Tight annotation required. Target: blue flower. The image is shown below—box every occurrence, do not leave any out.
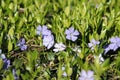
[37,25,54,49]
[88,39,100,50]
[36,25,51,36]
[17,38,27,51]
[3,59,10,69]
[1,54,10,69]
[20,45,27,51]
[78,70,94,80]
[65,27,79,41]
[104,36,120,54]
[43,35,54,49]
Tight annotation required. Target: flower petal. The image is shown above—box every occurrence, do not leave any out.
[37,25,42,31]
[71,36,77,41]
[88,43,93,48]
[109,43,115,50]
[42,30,51,36]
[69,27,74,33]
[117,41,120,47]
[36,31,40,35]
[65,29,70,35]
[110,37,116,43]
[87,70,94,78]
[80,70,87,77]
[47,40,54,49]
[53,49,59,52]
[73,30,79,36]
[20,45,27,51]
[66,35,71,40]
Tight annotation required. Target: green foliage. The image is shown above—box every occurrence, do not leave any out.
[0,0,120,80]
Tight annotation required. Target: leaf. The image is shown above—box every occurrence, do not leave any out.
[101,58,110,68]
[0,59,3,70]
[100,29,107,39]
[0,32,3,47]
[8,26,15,39]
[8,39,13,52]
[64,6,70,16]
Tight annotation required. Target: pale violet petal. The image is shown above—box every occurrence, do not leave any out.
[78,77,85,80]
[110,37,116,43]
[87,70,94,78]
[80,70,87,77]
[65,29,70,35]
[88,43,93,48]
[91,39,96,44]
[37,25,42,31]
[42,25,48,31]
[113,46,118,51]
[47,40,54,49]
[109,43,115,50]
[71,36,77,41]
[73,30,79,36]
[36,31,40,35]
[66,35,71,40]
[117,42,120,47]
[89,77,94,80]
[42,30,51,36]
[69,27,74,33]
[104,47,110,54]
[115,36,120,42]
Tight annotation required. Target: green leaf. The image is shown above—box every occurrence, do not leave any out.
[8,39,13,52]
[101,59,110,68]
[0,59,3,70]
[8,26,15,39]
[64,6,70,16]
[100,29,107,39]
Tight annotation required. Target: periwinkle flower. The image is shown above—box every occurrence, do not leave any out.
[104,36,120,54]
[1,54,10,69]
[17,38,27,51]
[53,43,66,52]
[37,25,55,49]
[109,36,120,50]
[3,59,10,69]
[43,35,54,49]
[36,25,51,37]
[88,39,100,50]
[65,27,79,41]
[78,70,94,80]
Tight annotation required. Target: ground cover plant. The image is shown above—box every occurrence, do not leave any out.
[1,0,120,80]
